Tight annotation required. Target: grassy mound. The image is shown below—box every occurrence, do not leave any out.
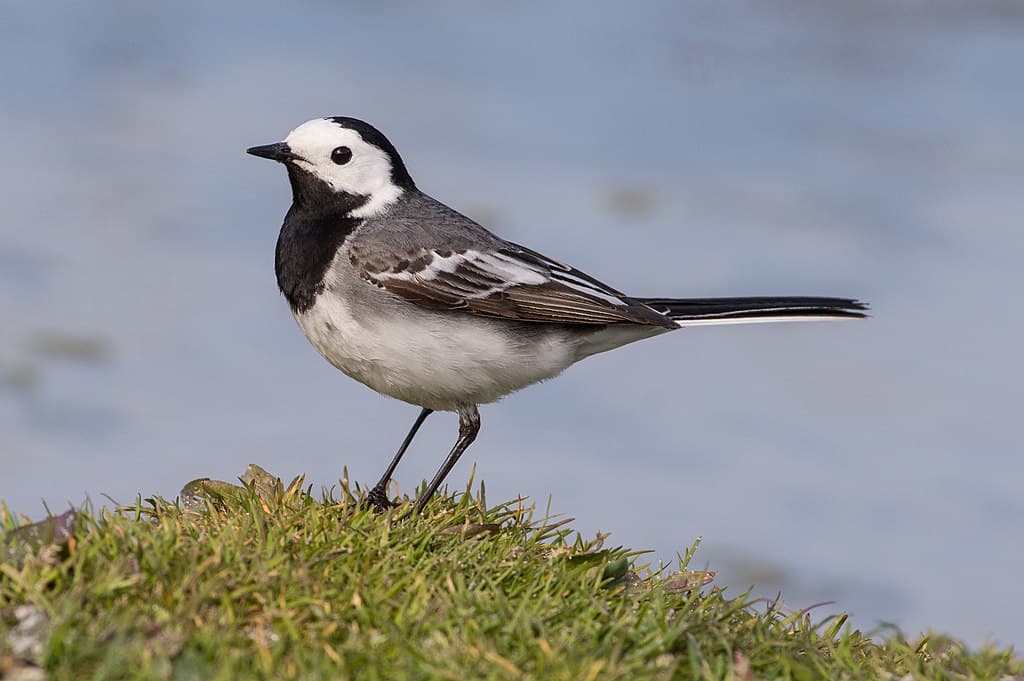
[1,468,1020,680]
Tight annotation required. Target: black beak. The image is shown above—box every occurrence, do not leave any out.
[246,142,300,163]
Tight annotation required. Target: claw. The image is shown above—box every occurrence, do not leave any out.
[365,487,399,514]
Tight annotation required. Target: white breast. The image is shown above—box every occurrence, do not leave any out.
[293,255,578,411]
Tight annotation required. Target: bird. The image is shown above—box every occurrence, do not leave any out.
[247,116,866,516]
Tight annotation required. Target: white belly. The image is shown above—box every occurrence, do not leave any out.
[295,291,577,411]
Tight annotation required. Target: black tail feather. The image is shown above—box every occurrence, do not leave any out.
[635,296,868,322]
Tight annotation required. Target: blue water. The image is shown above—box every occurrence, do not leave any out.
[2,1,1022,647]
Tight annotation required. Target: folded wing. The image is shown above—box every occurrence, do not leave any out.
[351,242,677,327]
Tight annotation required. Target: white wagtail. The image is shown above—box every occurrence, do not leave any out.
[247,117,866,515]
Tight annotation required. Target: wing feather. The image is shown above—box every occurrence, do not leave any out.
[351,244,675,327]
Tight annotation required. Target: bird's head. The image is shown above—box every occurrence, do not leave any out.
[247,117,415,217]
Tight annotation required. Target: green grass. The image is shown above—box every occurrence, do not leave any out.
[1,469,1020,680]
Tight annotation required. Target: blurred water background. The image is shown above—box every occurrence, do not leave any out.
[2,0,1022,647]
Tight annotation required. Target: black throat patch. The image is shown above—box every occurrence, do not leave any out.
[275,165,366,313]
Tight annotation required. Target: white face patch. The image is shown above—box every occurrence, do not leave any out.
[284,118,404,217]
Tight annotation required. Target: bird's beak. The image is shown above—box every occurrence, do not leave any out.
[246,142,301,163]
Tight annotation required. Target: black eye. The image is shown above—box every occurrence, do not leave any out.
[331,146,352,165]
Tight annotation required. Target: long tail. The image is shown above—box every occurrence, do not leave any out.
[635,296,868,327]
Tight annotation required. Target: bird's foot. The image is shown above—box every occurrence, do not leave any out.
[364,485,399,514]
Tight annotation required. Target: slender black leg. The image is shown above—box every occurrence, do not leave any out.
[404,404,480,518]
[366,407,433,512]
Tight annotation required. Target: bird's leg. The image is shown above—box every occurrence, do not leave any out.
[365,407,433,512]
[404,404,480,517]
